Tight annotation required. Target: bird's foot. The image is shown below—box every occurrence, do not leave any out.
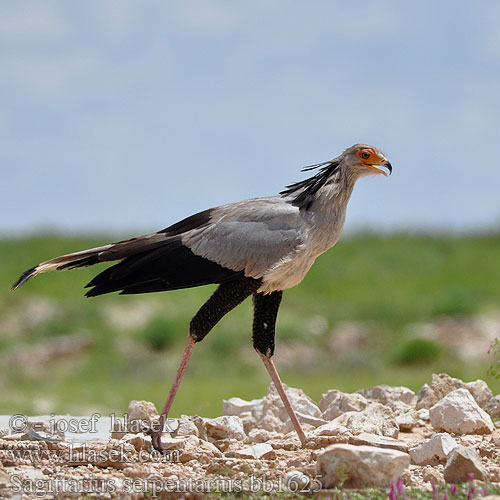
[151,431,165,453]
[143,419,166,453]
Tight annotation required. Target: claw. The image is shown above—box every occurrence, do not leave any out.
[151,431,165,453]
[144,420,166,454]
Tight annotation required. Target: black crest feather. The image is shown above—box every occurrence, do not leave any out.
[280,159,341,208]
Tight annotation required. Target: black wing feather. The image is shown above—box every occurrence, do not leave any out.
[85,236,243,297]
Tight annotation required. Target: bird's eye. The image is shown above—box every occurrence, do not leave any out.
[361,151,371,160]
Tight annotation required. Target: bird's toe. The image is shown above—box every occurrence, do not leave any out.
[143,422,166,454]
[151,431,165,453]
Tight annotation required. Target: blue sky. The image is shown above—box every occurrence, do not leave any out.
[1,1,499,235]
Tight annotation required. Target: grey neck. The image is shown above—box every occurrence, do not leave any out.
[307,167,356,219]
[301,167,357,253]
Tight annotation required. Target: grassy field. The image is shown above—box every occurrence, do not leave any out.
[1,232,500,417]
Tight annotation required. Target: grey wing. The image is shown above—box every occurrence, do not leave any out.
[182,197,307,278]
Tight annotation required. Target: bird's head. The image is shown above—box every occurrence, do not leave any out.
[342,144,392,179]
[280,143,392,209]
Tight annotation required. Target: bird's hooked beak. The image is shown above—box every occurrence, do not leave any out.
[356,147,392,177]
[367,159,392,177]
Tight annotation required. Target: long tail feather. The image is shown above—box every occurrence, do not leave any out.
[11,244,112,290]
[12,266,39,290]
[12,209,216,292]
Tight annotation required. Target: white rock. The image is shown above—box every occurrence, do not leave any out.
[126,400,159,435]
[396,412,418,431]
[172,435,223,462]
[315,444,410,488]
[191,415,208,440]
[158,436,188,451]
[196,438,222,457]
[429,389,494,435]
[416,374,493,409]
[319,390,369,420]
[416,408,430,422]
[258,414,285,433]
[465,379,493,407]
[357,385,415,406]
[128,400,158,424]
[271,383,321,417]
[348,432,408,452]
[247,428,283,443]
[385,401,419,427]
[484,395,500,418]
[205,415,246,441]
[111,420,127,440]
[409,433,458,465]
[443,445,489,483]
[333,403,399,439]
[119,433,145,452]
[285,470,310,491]
[26,421,64,440]
[164,417,179,434]
[0,470,10,484]
[172,415,201,438]
[158,435,222,460]
[20,429,61,442]
[239,412,258,434]
[385,400,413,413]
[223,397,263,418]
[271,413,327,434]
[415,384,435,410]
[258,383,321,432]
[234,443,274,459]
[308,434,351,450]
[312,421,351,438]
[286,411,327,431]
[3,433,29,441]
[461,435,481,443]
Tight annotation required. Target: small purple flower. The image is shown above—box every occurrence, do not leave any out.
[389,483,397,500]
[467,487,476,500]
[396,478,405,496]
[481,489,489,496]
[468,472,475,481]
[450,485,458,495]
[433,486,439,499]
[443,493,449,500]
[488,347,491,354]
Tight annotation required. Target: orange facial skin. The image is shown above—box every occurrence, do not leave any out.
[356,148,384,165]
[356,148,391,177]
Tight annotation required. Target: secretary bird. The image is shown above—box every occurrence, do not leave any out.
[13,144,392,450]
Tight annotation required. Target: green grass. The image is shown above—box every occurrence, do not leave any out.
[1,232,500,416]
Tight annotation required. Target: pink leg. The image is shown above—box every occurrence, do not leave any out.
[258,352,307,447]
[149,334,195,451]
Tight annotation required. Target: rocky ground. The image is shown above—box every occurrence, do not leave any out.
[0,373,499,499]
